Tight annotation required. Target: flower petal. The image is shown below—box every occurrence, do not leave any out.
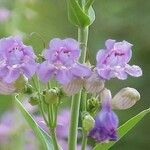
[56,69,73,85]
[21,61,37,78]
[37,61,55,83]
[4,69,20,83]
[105,39,116,49]
[125,65,142,77]
[70,63,91,78]
[97,68,112,80]
[114,40,132,63]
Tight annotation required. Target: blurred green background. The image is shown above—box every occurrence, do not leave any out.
[0,0,150,149]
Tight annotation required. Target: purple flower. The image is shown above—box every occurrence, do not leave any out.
[0,36,37,83]
[89,89,119,142]
[96,39,142,80]
[37,38,91,85]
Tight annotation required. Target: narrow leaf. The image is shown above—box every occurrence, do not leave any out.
[14,95,53,150]
[93,108,150,150]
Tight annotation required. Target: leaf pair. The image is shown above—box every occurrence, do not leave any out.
[66,0,95,27]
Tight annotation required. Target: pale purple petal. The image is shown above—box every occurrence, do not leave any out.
[114,40,132,63]
[56,69,73,85]
[96,49,106,66]
[37,61,55,82]
[114,67,128,80]
[125,65,142,77]
[0,66,8,78]
[70,63,91,77]
[63,38,80,58]
[48,38,64,50]
[4,69,20,83]
[105,39,116,49]
[97,68,112,80]
[21,61,37,78]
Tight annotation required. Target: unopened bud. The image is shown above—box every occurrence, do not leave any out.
[29,95,39,106]
[87,97,100,116]
[63,79,83,96]
[24,84,33,95]
[100,88,112,104]
[111,87,140,110]
[82,113,95,132]
[0,80,15,95]
[14,75,28,92]
[43,88,59,105]
[84,70,105,94]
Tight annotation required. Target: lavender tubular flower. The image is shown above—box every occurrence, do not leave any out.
[96,39,142,80]
[0,36,37,84]
[37,38,91,85]
[89,89,119,142]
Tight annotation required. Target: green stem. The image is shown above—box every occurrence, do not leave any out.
[81,131,88,150]
[78,27,89,63]
[68,26,89,150]
[50,128,59,150]
[47,105,59,150]
[68,91,82,150]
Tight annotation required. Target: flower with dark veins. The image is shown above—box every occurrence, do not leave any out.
[0,36,37,83]
[37,38,91,85]
[96,39,142,80]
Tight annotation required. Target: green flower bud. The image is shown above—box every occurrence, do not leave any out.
[29,95,39,106]
[14,75,28,92]
[24,84,33,95]
[87,97,100,116]
[82,113,95,132]
[43,88,59,105]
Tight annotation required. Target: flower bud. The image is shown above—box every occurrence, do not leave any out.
[63,79,83,96]
[87,97,100,116]
[111,87,140,110]
[24,84,33,95]
[84,70,105,94]
[14,75,28,92]
[82,114,95,132]
[43,88,59,105]
[0,79,15,95]
[29,95,39,106]
[100,88,112,104]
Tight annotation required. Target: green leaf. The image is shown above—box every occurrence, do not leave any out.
[85,0,94,11]
[67,0,90,27]
[88,6,95,26]
[14,95,54,150]
[66,0,95,27]
[93,108,150,150]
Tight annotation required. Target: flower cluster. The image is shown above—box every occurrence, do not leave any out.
[0,36,142,147]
